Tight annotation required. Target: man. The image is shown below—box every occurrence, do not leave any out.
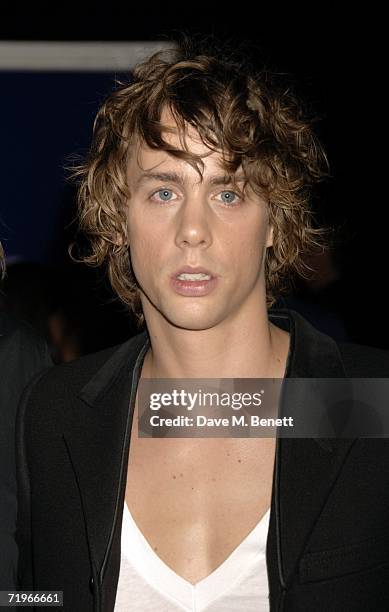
[0,243,52,590]
[16,40,389,611]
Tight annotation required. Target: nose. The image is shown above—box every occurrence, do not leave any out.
[174,194,213,250]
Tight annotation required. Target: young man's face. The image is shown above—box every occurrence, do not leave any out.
[126,109,273,331]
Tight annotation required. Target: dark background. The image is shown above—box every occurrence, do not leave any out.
[0,7,387,356]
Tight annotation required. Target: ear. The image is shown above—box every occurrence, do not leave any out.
[113,224,128,249]
[265,223,274,248]
[114,231,124,246]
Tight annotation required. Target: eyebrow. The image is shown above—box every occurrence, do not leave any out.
[134,171,246,188]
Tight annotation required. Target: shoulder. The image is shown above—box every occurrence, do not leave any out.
[17,330,147,446]
[24,327,147,404]
[16,342,120,440]
[337,341,389,377]
[26,343,121,401]
[282,308,389,378]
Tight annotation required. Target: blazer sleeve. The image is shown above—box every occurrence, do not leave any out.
[15,370,49,589]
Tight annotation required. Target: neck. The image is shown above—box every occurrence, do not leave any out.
[141,303,290,380]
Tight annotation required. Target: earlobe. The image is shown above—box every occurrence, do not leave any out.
[266,225,274,248]
[113,227,128,249]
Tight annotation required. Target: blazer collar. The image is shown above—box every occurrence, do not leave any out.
[65,309,354,600]
[269,307,347,378]
[78,329,150,407]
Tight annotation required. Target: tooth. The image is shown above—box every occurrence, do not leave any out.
[177,273,211,280]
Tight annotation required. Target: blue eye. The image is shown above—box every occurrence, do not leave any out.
[154,189,174,202]
[219,191,239,205]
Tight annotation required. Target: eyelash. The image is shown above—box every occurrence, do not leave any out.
[149,188,244,207]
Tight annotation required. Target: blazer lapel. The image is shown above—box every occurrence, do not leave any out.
[268,310,356,588]
[62,331,150,582]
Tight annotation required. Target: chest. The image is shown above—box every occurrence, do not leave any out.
[125,412,276,583]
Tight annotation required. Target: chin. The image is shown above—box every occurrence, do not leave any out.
[141,291,226,331]
[162,306,222,332]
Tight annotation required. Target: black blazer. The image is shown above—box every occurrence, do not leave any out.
[16,309,389,611]
[0,312,51,590]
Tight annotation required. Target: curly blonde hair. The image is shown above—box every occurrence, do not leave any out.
[71,39,329,328]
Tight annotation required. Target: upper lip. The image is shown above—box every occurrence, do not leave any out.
[172,266,216,278]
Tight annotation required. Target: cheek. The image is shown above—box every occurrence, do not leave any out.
[131,238,155,269]
[127,203,168,245]
[233,218,269,257]
[127,211,155,261]
[128,232,163,285]
[227,219,269,281]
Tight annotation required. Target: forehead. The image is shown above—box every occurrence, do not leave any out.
[159,106,211,154]
[127,107,227,179]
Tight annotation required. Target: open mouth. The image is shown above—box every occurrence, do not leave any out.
[170,274,218,296]
[175,273,212,281]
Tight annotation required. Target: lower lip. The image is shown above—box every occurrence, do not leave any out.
[170,276,218,296]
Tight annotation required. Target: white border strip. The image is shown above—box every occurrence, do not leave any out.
[0,40,174,71]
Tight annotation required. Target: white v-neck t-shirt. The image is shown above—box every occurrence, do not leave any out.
[114,502,271,611]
